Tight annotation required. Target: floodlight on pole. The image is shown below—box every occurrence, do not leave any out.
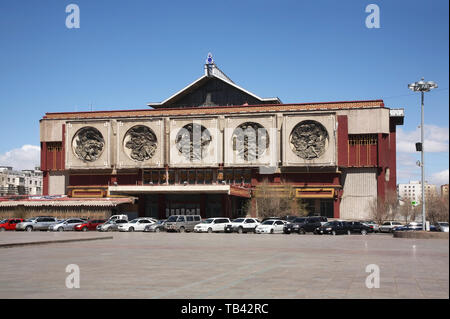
[408,78,438,231]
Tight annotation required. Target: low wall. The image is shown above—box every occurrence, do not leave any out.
[393,231,449,239]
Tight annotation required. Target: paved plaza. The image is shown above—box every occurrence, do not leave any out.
[0,232,448,299]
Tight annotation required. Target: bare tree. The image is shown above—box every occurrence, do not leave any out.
[369,190,398,225]
[423,193,449,223]
[255,181,295,218]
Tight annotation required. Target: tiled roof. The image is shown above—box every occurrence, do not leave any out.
[42,100,385,120]
[0,197,134,207]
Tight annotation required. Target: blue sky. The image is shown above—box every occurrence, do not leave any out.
[0,0,448,185]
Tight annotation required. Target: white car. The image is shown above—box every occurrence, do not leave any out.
[118,218,157,232]
[379,221,403,233]
[255,219,286,234]
[225,218,261,233]
[193,218,231,233]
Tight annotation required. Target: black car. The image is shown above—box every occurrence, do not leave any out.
[315,221,351,235]
[283,216,328,234]
[346,221,373,235]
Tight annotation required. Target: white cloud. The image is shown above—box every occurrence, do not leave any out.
[0,145,40,170]
[397,125,449,153]
[430,169,449,186]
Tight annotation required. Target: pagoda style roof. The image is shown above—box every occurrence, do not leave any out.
[147,56,281,108]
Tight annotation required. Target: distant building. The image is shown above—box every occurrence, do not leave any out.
[441,184,449,198]
[397,181,437,205]
[0,166,43,196]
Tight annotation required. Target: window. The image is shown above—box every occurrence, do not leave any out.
[186,216,193,222]
[194,216,201,221]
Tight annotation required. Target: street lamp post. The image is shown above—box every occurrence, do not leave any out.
[408,78,438,231]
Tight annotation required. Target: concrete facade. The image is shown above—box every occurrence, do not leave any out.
[39,62,404,220]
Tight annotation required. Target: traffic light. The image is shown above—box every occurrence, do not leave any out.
[415,142,422,152]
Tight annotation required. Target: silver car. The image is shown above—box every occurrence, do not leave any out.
[435,222,449,232]
[48,218,85,232]
[98,219,128,232]
[16,217,59,232]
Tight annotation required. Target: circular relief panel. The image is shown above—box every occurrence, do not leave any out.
[72,127,105,162]
[290,120,329,160]
[175,123,212,161]
[123,125,158,161]
[232,122,269,161]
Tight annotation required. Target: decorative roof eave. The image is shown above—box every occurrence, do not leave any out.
[147,70,281,108]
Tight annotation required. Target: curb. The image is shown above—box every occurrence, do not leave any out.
[393,231,449,239]
[0,236,114,249]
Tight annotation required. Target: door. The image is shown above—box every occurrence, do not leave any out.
[274,221,285,233]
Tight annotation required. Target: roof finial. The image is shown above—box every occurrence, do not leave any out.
[206,52,214,65]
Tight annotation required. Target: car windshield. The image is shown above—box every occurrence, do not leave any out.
[232,218,244,223]
[25,218,36,222]
[323,222,335,227]
[128,219,138,223]
[262,220,274,225]
[167,216,178,222]
[439,222,449,227]
[115,220,127,224]
[0,219,7,224]
[202,219,214,224]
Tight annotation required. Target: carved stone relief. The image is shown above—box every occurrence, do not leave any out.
[232,122,269,161]
[72,127,105,162]
[290,120,328,160]
[175,123,212,161]
[124,125,157,161]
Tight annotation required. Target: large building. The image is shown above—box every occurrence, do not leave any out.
[398,180,438,205]
[0,166,43,196]
[39,58,404,220]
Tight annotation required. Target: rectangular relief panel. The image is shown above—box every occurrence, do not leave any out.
[116,119,164,168]
[224,115,277,167]
[282,114,336,167]
[65,121,111,169]
[168,117,220,167]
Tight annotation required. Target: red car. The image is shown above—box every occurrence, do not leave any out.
[0,218,24,231]
[74,219,106,231]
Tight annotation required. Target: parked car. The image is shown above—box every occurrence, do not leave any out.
[395,223,437,232]
[48,218,85,232]
[316,221,352,235]
[346,221,373,235]
[435,222,449,233]
[193,218,231,233]
[362,221,379,232]
[97,219,128,232]
[118,218,157,232]
[379,221,403,233]
[144,220,166,232]
[15,216,59,232]
[225,218,261,233]
[107,214,128,222]
[0,218,24,231]
[284,216,328,234]
[283,217,308,234]
[255,219,286,234]
[164,215,202,232]
[74,219,106,232]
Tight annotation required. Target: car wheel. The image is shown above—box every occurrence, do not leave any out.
[155,228,160,233]
[332,230,336,236]
[270,229,274,234]
[237,227,243,234]
[0,227,5,232]
[207,228,212,234]
[26,226,33,232]
[82,227,88,232]
[129,227,134,232]
[58,227,64,232]
[179,226,185,233]
[107,227,113,232]
[361,229,368,235]
[299,228,306,235]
